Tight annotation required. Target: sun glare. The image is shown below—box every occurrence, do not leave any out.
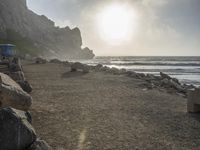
[97,3,137,45]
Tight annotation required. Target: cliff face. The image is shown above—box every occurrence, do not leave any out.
[0,0,95,59]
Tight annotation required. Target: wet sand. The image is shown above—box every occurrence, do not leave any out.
[23,62,200,150]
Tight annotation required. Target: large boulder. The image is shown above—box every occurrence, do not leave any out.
[17,80,33,93]
[106,67,120,75]
[94,64,103,71]
[160,72,180,84]
[27,139,53,150]
[9,71,25,82]
[35,57,47,64]
[160,72,171,80]
[71,62,89,73]
[0,73,32,111]
[187,88,200,112]
[161,78,185,93]
[9,57,23,72]
[49,59,62,64]
[0,107,37,150]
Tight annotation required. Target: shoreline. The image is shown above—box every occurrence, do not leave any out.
[66,56,200,87]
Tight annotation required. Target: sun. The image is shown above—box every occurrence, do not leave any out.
[97,3,137,44]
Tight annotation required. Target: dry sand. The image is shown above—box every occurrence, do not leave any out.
[23,62,200,150]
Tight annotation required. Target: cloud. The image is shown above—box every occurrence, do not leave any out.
[141,0,168,7]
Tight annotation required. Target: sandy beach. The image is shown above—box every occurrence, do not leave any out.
[23,62,200,150]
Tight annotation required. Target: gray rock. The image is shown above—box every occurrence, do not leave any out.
[71,62,89,73]
[9,58,23,72]
[107,67,120,74]
[9,71,25,82]
[99,66,109,72]
[27,139,53,150]
[94,64,103,71]
[161,78,185,93]
[35,57,47,64]
[0,107,37,150]
[0,73,32,111]
[17,80,33,93]
[119,68,127,74]
[49,59,62,64]
[187,88,200,112]
[160,72,171,80]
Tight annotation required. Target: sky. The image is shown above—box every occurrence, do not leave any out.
[27,0,200,56]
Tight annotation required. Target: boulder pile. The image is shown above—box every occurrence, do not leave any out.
[49,58,63,64]
[0,58,53,150]
[8,57,32,93]
[0,107,53,150]
[75,63,194,97]
[45,59,196,97]
[71,62,89,73]
[35,57,47,64]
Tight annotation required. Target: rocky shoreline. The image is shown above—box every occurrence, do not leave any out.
[36,57,197,98]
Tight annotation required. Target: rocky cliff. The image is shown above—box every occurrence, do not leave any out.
[0,0,95,59]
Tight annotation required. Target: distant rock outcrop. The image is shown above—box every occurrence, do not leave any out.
[0,0,95,59]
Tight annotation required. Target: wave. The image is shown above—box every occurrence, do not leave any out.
[102,62,200,66]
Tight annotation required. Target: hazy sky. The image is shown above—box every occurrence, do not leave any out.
[27,0,200,56]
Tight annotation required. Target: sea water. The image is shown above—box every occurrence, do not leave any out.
[77,56,200,86]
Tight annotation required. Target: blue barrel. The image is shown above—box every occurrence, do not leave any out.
[0,44,15,57]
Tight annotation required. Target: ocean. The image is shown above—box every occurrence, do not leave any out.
[77,56,200,86]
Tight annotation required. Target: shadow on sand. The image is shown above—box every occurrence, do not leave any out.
[62,71,88,78]
[188,112,200,122]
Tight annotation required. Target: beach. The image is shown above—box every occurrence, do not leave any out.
[23,61,200,150]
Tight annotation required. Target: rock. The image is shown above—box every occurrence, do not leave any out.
[187,88,200,112]
[71,62,82,72]
[161,78,185,93]
[99,66,109,72]
[0,72,21,88]
[64,61,71,66]
[27,139,53,150]
[171,77,180,84]
[17,80,33,93]
[137,73,146,78]
[9,71,25,82]
[126,71,139,78]
[0,107,37,150]
[71,62,89,73]
[129,72,145,79]
[107,67,120,75]
[94,64,103,71]
[126,71,134,76]
[161,78,170,86]
[0,73,32,111]
[9,63,23,72]
[119,68,127,74]
[35,57,47,64]
[49,59,62,64]
[9,57,23,72]
[160,72,171,80]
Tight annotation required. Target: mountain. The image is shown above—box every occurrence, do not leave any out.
[0,0,95,59]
